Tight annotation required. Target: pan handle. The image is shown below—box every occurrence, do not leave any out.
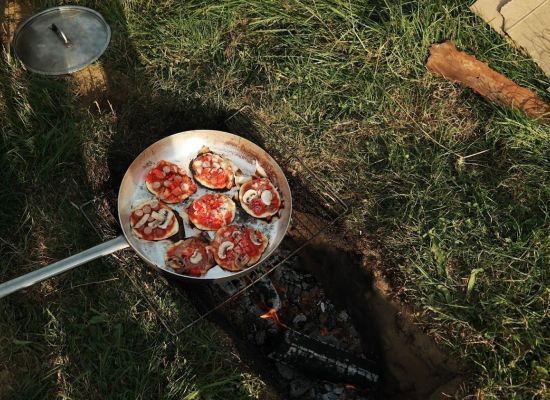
[0,235,129,299]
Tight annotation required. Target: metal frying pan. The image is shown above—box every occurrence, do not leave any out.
[0,130,292,298]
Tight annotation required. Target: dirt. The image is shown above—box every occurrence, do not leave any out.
[0,0,32,47]
[224,18,249,59]
[71,63,110,110]
[288,211,464,400]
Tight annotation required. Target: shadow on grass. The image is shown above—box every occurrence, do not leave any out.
[98,78,285,400]
[77,1,280,399]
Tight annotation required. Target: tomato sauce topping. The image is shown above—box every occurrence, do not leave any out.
[187,194,234,230]
[166,238,213,276]
[192,153,233,188]
[146,160,197,203]
[240,178,281,217]
[215,225,266,266]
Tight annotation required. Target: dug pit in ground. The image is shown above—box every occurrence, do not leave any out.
[289,214,464,399]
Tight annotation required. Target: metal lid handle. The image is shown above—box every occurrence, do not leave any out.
[50,23,71,47]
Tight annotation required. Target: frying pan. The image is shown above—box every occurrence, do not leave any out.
[0,130,292,298]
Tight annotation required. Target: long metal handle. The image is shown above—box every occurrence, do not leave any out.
[0,235,129,299]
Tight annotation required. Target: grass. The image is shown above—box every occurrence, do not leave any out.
[1,0,549,399]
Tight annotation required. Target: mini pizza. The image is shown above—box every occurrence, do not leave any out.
[239,178,281,219]
[187,193,236,231]
[145,160,197,203]
[165,237,215,277]
[130,200,179,241]
[211,225,268,272]
[190,146,235,190]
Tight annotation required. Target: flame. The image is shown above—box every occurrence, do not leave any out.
[344,383,357,390]
[259,308,288,329]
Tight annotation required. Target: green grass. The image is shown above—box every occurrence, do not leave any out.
[1,0,550,398]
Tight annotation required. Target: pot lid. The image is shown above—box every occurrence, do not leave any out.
[13,6,111,75]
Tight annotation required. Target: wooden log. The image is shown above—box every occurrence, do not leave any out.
[269,329,380,387]
[426,41,550,121]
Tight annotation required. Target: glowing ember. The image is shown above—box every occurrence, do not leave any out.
[259,308,288,329]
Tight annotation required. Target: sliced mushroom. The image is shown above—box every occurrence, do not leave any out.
[249,230,263,246]
[158,209,172,229]
[134,209,144,217]
[242,189,258,204]
[151,211,163,221]
[158,218,171,229]
[260,190,273,206]
[147,219,160,228]
[134,213,150,229]
[152,181,161,189]
[255,160,267,177]
[162,166,171,173]
[217,241,234,259]
[189,249,203,264]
